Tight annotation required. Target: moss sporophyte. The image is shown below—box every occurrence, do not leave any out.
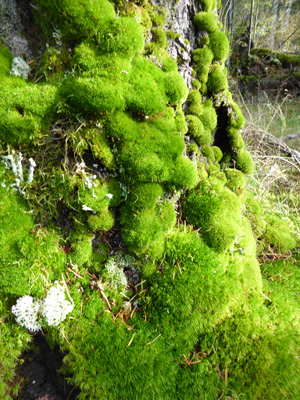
[0,0,299,398]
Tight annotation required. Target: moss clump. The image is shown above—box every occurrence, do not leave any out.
[186,115,212,145]
[194,12,218,33]
[200,99,217,131]
[36,0,116,41]
[151,28,167,49]
[60,76,126,118]
[263,214,297,252]
[162,57,178,72]
[198,0,215,12]
[97,18,144,59]
[227,127,245,150]
[207,65,228,92]
[166,30,181,40]
[234,149,254,174]
[187,90,202,104]
[164,71,189,105]
[208,30,229,62]
[202,144,215,160]
[83,128,116,170]
[192,79,201,89]
[212,146,223,161]
[0,45,14,77]
[0,80,58,146]
[192,47,214,83]
[225,168,245,195]
[245,191,266,238]
[228,101,245,130]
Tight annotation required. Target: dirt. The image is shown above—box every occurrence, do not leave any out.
[15,334,79,400]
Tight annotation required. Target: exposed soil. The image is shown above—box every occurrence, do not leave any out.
[15,334,79,400]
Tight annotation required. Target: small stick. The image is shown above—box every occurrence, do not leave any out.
[146,333,161,346]
[34,75,45,84]
[62,274,74,304]
[98,283,111,310]
[67,267,83,279]
[260,292,272,302]
[182,354,192,369]
[127,332,136,347]
[225,368,228,385]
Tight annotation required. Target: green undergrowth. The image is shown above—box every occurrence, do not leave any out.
[0,0,300,399]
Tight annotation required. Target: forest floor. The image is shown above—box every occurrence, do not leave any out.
[14,334,78,400]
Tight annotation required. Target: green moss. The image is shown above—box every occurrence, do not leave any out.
[175,105,188,134]
[126,183,164,211]
[198,0,215,12]
[169,156,199,189]
[200,99,217,131]
[69,234,93,267]
[225,168,245,195]
[212,146,222,161]
[0,81,58,146]
[188,142,200,155]
[88,209,115,231]
[97,18,144,58]
[228,101,245,130]
[245,191,266,238]
[251,48,300,68]
[227,127,245,150]
[186,115,212,145]
[0,45,13,77]
[194,12,218,33]
[0,173,66,296]
[84,128,116,169]
[208,30,229,61]
[151,28,167,49]
[182,178,256,253]
[263,214,297,252]
[187,103,203,117]
[126,56,166,116]
[192,79,201,89]
[166,30,181,40]
[192,47,214,83]
[202,144,215,160]
[36,0,116,41]
[207,65,228,92]
[234,149,254,174]
[187,90,202,104]
[164,71,189,105]
[162,57,178,72]
[74,43,132,78]
[59,76,126,118]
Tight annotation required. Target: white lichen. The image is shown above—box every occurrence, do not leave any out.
[12,284,74,332]
[10,57,31,80]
